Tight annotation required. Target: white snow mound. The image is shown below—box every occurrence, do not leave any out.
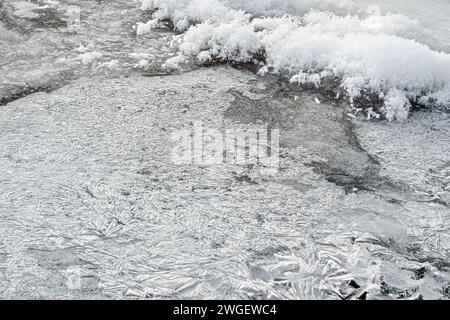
[140,0,450,120]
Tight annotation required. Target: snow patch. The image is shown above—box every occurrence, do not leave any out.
[78,52,103,65]
[162,55,186,71]
[139,0,450,120]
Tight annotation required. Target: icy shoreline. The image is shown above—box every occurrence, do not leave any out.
[1,0,449,300]
[138,0,450,121]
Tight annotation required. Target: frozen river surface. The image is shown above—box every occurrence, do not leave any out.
[0,0,449,299]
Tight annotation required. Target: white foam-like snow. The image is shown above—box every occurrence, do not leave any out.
[140,0,450,120]
[136,19,160,35]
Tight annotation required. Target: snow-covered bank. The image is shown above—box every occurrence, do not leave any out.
[139,0,450,120]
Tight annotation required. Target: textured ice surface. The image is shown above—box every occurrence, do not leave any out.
[1,67,449,299]
[1,0,449,300]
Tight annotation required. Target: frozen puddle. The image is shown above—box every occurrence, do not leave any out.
[0,67,449,299]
